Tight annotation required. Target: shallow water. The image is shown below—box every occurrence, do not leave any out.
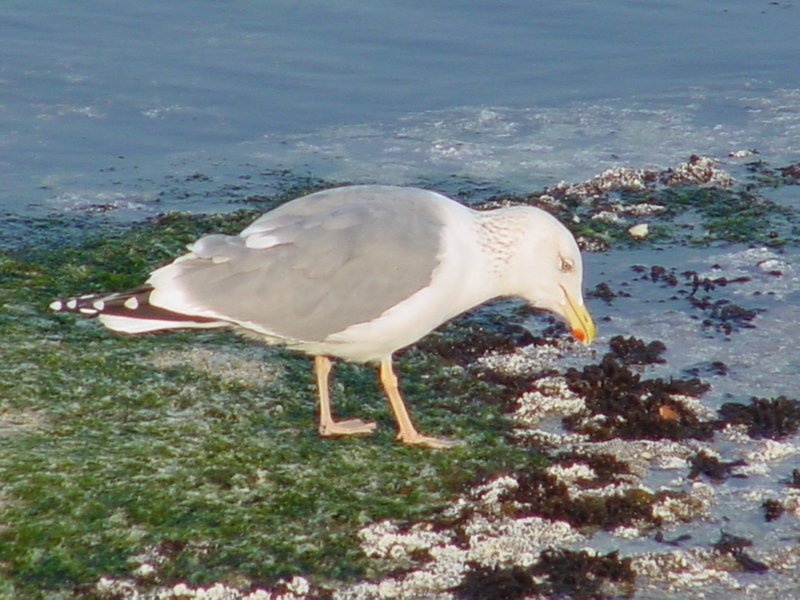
[2,0,799,216]
[2,1,800,597]
[584,245,800,402]
[512,243,800,599]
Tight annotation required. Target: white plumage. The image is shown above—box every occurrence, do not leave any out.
[52,185,595,448]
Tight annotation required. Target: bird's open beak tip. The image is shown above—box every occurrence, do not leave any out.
[572,327,588,343]
[572,322,595,345]
[559,285,595,345]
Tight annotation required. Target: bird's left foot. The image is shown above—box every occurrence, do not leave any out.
[319,418,377,437]
[398,432,461,449]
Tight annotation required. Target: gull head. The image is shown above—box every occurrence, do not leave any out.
[505,206,595,344]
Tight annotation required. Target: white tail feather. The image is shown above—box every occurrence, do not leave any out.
[98,314,227,334]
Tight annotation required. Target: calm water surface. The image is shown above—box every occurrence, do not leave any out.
[3,2,800,597]
[2,0,799,215]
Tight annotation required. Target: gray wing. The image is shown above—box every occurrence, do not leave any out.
[155,186,445,342]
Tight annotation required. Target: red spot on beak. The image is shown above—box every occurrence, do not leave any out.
[572,328,586,342]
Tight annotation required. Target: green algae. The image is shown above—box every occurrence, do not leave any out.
[1,164,799,596]
[0,211,539,596]
[504,162,800,248]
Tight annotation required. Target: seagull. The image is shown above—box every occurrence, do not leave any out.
[51,185,595,448]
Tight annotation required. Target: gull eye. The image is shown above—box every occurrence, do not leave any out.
[560,257,574,273]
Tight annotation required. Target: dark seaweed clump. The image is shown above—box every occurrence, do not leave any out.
[687,451,747,483]
[761,499,785,522]
[454,549,635,600]
[632,265,763,335]
[413,306,538,366]
[712,532,769,573]
[653,532,692,546]
[563,354,713,441]
[779,162,800,180]
[717,396,800,439]
[750,160,800,185]
[587,282,628,304]
[784,469,800,489]
[607,335,666,365]
[481,452,691,533]
[437,452,685,535]
[511,467,659,530]
[682,361,729,378]
[454,564,534,600]
[690,297,763,335]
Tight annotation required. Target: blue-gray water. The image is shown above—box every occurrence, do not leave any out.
[3,2,800,598]
[2,0,799,216]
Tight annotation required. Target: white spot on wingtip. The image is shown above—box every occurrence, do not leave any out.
[49,300,63,311]
[79,308,97,315]
[124,297,139,310]
[66,299,78,310]
[93,300,105,311]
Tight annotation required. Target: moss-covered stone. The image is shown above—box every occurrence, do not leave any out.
[2,162,800,596]
[0,206,546,595]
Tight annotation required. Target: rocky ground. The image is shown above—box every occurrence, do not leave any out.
[1,156,799,599]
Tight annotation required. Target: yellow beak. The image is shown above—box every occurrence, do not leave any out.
[559,285,595,344]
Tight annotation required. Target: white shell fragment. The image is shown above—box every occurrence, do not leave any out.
[628,223,649,239]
